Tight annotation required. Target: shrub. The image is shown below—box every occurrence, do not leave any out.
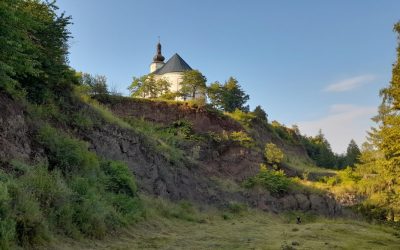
[8,183,50,247]
[243,164,291,195]
[0,124,144,247]
[225,109,256,127]
[229,131,254,148]
[37,125,99,175]
[101,161,137,197]
[167,119,194,139]
[264,143,284,167]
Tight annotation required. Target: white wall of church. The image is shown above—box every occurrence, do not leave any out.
[150,62,164,73]
[154,72,205,101]
[155,72,183,93]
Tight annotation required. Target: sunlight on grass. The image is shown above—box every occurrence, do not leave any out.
[53,196,400,250]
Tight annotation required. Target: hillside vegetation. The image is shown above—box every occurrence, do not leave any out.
[1,0,400,249]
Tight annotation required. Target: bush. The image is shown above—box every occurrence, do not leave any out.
[264,143,284,167]
[243,164,291,195]
[8,183,50,247]
[167,119,194,139]
[0,125,144,247]
[226,109,256,127]
[101,161,137,197]
[37,125,99,175]
[229,131,254,148]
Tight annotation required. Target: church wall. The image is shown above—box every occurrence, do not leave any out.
[154,72,205,101]
[150,62,164,73]
[155,72,184,94]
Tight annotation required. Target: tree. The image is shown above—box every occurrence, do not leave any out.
[180,70,207,100]
[79,73,108,96]
[354,22,400,220]
[0,0,75,102]
[128,74,172,99]
[207,77,249,112]
[207,81,223,108]
[253,105,268,122]
[301,130,336,168]
[345,139,361,167]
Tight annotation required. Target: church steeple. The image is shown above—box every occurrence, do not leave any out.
[150,39,166,73]
[153,41,165,63]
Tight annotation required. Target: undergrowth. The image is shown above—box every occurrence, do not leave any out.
[243,164,291,195]
[0,124,143,249]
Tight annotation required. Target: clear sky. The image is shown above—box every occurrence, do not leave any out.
[57,0,400,153]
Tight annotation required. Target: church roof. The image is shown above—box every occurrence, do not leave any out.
[153,53,192,75]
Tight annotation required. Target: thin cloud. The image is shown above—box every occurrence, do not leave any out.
[297,104,377,153]
[324,75,376,92]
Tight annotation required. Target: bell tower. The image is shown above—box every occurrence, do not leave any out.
[150,39,165,73]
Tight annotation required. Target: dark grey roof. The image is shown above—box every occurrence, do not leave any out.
[153,53,192,75]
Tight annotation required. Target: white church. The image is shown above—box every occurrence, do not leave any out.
[149,42,203,100]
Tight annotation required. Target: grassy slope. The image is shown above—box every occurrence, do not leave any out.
[52,197,400,250]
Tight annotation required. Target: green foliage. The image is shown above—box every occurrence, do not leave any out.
[252,105,268,123]
[37,125,99,175]
[243,164,291,195]
[350,22,400,221]
[269,121,299,144]
[0,132,143,247]
[264,143,284,167]
[180,70,207,100]
[128,74,172,99]
[226,202,247,215]
[229,131,254,148]
[226,108,256,127]
[101,161,137,197]
[0,0,77,102]
[300,130,337,168]
[77,72,109,96]
[345,139,361,167]
[207,77,249,112]
[321,167,361,187]
[123,118,193,166]
[167,120,195,139]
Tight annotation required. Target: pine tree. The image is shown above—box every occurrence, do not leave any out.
[356,22,400,220]
[345,139,361,167]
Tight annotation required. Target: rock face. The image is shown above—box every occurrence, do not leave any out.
[78,118,342,216]
[79,121,245,204]
[0,93,37,164]
[0,92,344,216]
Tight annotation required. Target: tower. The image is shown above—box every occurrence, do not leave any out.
[150,41,165,73]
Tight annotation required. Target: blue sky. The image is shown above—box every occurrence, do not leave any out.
[57,0,400,153]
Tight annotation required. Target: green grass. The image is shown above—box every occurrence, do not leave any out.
[284,153,337,178]
[51,197,400,250]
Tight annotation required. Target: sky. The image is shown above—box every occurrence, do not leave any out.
[57,0,400,153]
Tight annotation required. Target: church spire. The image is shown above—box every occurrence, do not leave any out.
[153,38,165,63]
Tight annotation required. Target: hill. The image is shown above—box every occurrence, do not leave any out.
[2,90,400,249]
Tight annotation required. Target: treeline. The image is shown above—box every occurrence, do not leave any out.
[301,131,361,169]
[129,71,250,112]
